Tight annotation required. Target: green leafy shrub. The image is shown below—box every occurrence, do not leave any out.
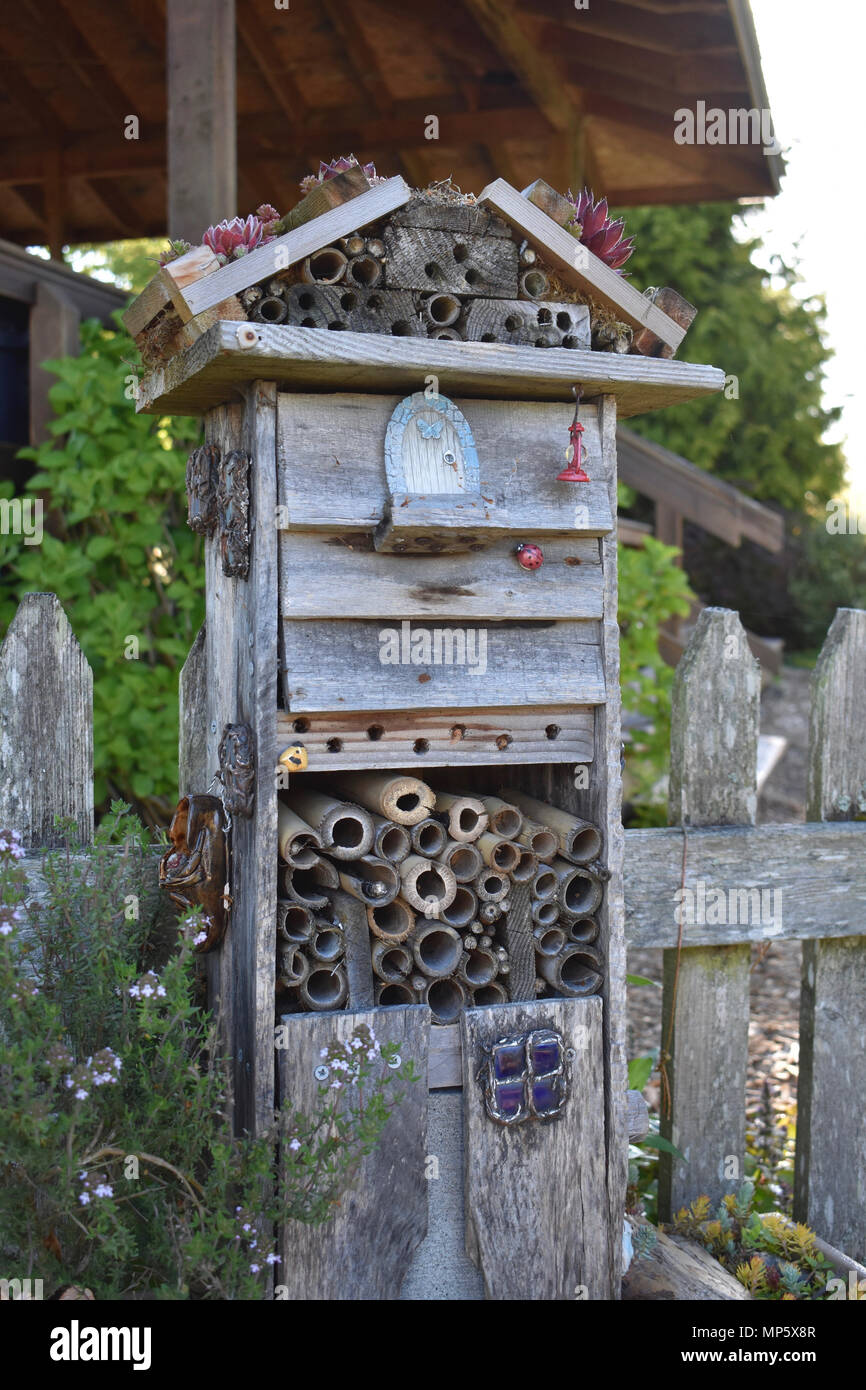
[0,314,202,819]
[0,812,416,1298]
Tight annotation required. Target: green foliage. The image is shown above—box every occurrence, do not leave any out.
[672,1182,834,1300]
[622,202,844,512]
[67,240,169,295]
[0,315,202,814]
[744,1079,796,1215]
[788,517,866,649]
[618,537,694,820]
[0,814,416,1298]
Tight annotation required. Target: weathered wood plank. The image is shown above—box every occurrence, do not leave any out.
[328,888,375,1010]
[384,225,518,297]
[374,493,612,551]
[391,196,511,238]
[499,878,536,1000]
[463,297,590,348]
[178,623,209,795]
[658,609,759,1221]
[281,620,604,713]
[276,1005,429,1299]
[622,1226,752,1301]
[429,1022,462,1088]
[462,997,611,1299]
[280,533,603,620]
[477,178,685,352]
[136,322,727,419]
[796,608,866,1261]
[0,593,93,848]
[276,704,595,771]
[202,390,279,1135]
[276,393,610,536]
[624,822,866,948]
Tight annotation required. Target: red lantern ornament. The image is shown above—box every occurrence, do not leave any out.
[557,385,590,483]
[516,542,544,570]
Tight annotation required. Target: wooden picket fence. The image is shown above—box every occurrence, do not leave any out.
[2,592,865,1270]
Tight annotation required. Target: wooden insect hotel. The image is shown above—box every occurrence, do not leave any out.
[134,164,723,1299]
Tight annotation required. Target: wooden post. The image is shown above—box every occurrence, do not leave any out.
[178,623,209,795]
[29,284,80,446]
[0,593,93,849]
[167,0,237,246]
[795,608,866,1260]
[657,608,759,1221]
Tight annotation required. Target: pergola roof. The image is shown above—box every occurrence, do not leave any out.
[0,0,779,251]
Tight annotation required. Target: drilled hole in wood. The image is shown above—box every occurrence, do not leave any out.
[391,320,413,335]
[292,718,310,733]
[424,261,443,280]
[564,556,580,566]
[545,724,561,740]
[556,311,572,329]
[496,733,513,750]
[327,320,348,330]
[453,243,469,262]
[300,317,318,328]
[562,336,578,348]
[326,737,343,753]
[368,293,383,310]
[480,333,496,342]
[413,738,430,754]
[464,267,479,286]
[298,292,314,310]
[450,724,466,741]
[340,292,357,311]
[537,308,552,325]
[504,315,518,332]
[367,724,384,740]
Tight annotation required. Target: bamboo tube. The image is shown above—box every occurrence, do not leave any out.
[400,855,456,917]
[409,973,428,995]
[300,964,349,1011]
[518,819,558,863]
[371,940,413,983]
[252,295,288,324]
[533,925,567,957]
[479,796,523,839]
[474,867,509,904]
[366,897,415,943]
[334,772,434,826]
[440,841,482,883]
[369,813,412,864]
[341,233,366,257]
[365,237,386,258]
[411,817,448,858]
[310,925,345,963]
[284,787,374,860]
[537,945,603,998]
[278,803,323,868]
[500,788,603,864]
[419,975,466,1024]
[510,847,537,882]
[337,855,400,906]
[424,293,461,327]
[476,832,520,874]
[440,884,477,929]
[568,916,600,945]
[468,920,483,935]
[519,244,537,266]
[552,858,604,919]
[520,268,550,299]
[412,921,462,978]
[283,857,338,910]
[277,945,310,989]
[472,981,508,1005]
[531,865,558,902]
[478,900,503,925]
[459,946,498,988]
[477,933,493,950]
[500,897,512,914]
[302,246,348,284]
[376,981,414,1006]
[434,791,488,842]
[347,254,382,287]
[430,327,462,340]
[277,900,314,943]
[531,898,559,927]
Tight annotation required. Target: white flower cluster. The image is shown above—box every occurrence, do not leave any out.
[0,828,25,860]
[64,1048,122,1101]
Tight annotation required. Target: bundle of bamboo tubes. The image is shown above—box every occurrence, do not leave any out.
[275,776,606,1021]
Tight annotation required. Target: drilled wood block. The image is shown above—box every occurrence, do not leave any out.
[391,196,513,238]
[384,226,518,297]
[464,298,590,348]
[284,283,422,336]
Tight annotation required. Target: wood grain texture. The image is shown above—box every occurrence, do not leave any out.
[462,997,612,1299]
[0,593,93,848]
[500,878,536,1000]
[178,623,209,795]
[276,1005,429,1298]
[328,888,376,1010]
[275,705,595,771]
[182,178,411,319]
[281,619,604,713]
[622,1226,752,1301]
[136,322,726,419]
[280,533,603,620]
[477,179,685,351]
[277,393,610,537]
[391,196,512,238]
[429,1023,462,1088]
[624,822,866,947]
[202,390,279,1135]
[374,494,612,551]
[463,297,590,348]
[658,609,759,1222]
[796,608,866,1260]
[384,225,518,297]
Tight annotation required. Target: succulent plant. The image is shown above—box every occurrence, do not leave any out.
[202,214,274,266]
[159,238,191,267]
[566,188,635,274]
[300,154,381,194]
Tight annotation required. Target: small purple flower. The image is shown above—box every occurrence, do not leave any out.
[79,1192,91,1206]
[94,1183,113,1199]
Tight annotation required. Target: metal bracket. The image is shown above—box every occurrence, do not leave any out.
[217,450,251,578]
[217,722,256,818]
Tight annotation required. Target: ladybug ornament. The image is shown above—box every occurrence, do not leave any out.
[516,542,544,570]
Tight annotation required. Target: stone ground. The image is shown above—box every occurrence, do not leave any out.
[626,665,812,1128]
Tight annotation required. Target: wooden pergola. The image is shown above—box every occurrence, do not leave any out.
[0,0,781,255]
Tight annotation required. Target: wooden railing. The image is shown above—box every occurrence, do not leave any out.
[2,594,864,1264]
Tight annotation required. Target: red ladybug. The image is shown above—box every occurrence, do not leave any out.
[516,542,544,570]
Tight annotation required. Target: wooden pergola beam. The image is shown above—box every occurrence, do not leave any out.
[529,0,736,53]
[166,0,237,245]
[462,0,577,134]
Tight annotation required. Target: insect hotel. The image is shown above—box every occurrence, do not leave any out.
[133,163,723,1300]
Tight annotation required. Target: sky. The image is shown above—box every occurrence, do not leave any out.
[746,0,865,512]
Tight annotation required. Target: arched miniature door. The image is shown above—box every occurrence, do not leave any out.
[384,392,480,496]
[376,392,487,554]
